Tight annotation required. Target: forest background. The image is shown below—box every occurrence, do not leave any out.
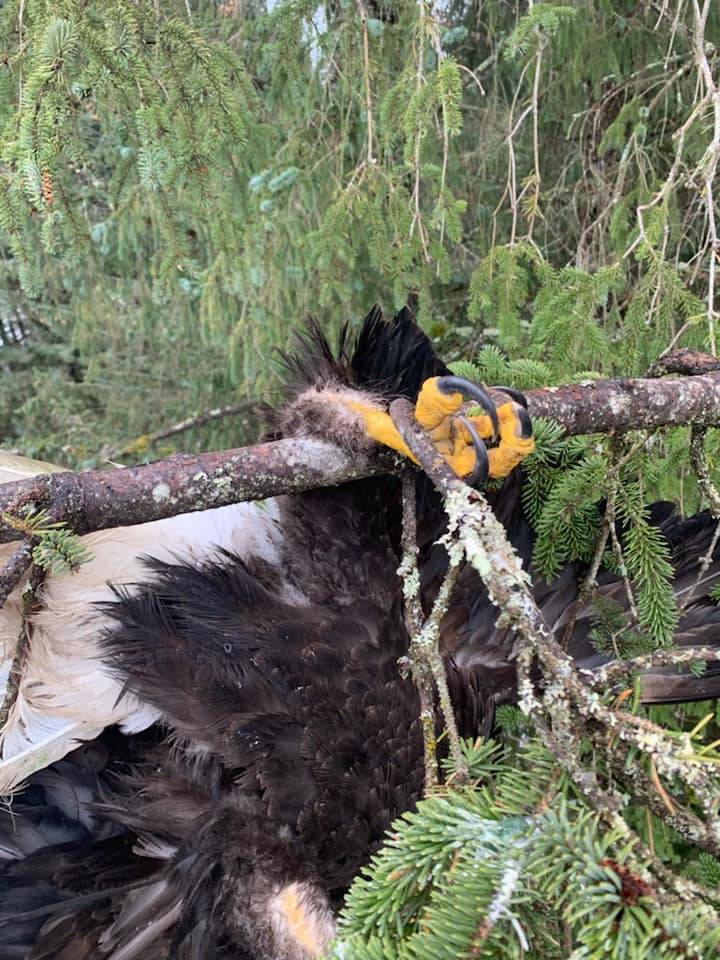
[1,0,720,957]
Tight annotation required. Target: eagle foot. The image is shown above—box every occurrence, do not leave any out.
[344,376,534,485]
[414,375,534,486]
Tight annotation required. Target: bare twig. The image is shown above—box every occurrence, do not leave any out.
[689,425,720,515]
[560,518,609,649]
[606,488,640,628]
[100,402,256,462]
[692,0,720,354]
[409,0,431,261]
[0,564,44,730]
[587,644,720,687]
[675,425,720,612]
[0,539,35,608]
[357,0,376,165]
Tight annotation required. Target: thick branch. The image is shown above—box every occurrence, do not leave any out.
[0,439,399,543]
[526,368,720,435]
[2,362,720,544]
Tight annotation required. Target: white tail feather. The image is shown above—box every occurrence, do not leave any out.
[0,719,104,796]
[0,451,287,793]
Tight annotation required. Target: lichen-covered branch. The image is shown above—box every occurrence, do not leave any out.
[0,439,400,544]
[587,646,720,688]
[397,470,468,785]
[389,397,720,870]
[398,472,439,792]
[526,365,720,436]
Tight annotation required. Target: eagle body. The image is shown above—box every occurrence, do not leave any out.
[1,308,720,959]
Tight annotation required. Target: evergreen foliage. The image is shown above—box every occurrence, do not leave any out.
[1,1,720,956]
[333,738,720,959]
[2,0,718,462]
[1,507,93,573]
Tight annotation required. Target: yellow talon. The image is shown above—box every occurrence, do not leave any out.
[466,401,535,478]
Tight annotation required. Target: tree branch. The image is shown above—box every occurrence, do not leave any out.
[0,539,36,606]
[525,365,720,435]
[388,396,720,860]
[99,402,256,462]
[2,360,720,545]
[0,439,400,543]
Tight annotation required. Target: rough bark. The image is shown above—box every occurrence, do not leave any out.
[646,348,720,378]
[0,439,399,543]
[0,540,36,606]
[526,369,720,435]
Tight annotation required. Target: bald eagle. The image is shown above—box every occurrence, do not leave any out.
[0,308,719,959]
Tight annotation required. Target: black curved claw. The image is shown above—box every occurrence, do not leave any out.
[516,406,533,439]
[437,375,499,441]
[493,385,528,409]
[457,416,489,487]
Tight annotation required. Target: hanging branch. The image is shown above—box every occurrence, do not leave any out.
[398,471,469,785]
[398,471,439,792]
[388,396,720,866]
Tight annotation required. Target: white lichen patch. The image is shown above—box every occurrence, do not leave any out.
[151,482,172,503]
[608,393,631,416]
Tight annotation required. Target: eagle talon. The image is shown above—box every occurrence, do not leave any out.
[493,385,529,409]
[514,406,533,439]
[457,415,489,487]
[436,376,500,441]
[343,373,534,487]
